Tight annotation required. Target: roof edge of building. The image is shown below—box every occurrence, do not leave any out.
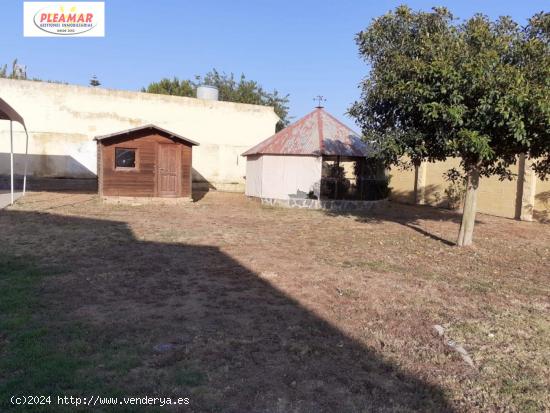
[94,124,200,146]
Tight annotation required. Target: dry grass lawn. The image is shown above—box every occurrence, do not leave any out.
[1,191,549,412]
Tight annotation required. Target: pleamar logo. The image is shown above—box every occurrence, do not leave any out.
[24,2,105,37]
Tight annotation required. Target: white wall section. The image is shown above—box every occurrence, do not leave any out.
[245,155,263,197]
[255,155,322,200]
[0,79,279,191]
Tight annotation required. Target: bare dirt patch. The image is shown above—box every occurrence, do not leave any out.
[2,191,549,412]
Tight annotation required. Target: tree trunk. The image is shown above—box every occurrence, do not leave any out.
[457,168,480,247]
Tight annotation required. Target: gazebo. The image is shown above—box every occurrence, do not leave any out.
[0,98,29,206]
[242,107,387,209]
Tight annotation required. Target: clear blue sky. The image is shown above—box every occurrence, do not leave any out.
[0,0,547,128]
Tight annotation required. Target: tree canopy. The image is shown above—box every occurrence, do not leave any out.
[1,59,67,84]
[0,59,27,80]
[141,77,195,97]
[142,69,290,131]
[350,7,550,245]
[89,75,101,87]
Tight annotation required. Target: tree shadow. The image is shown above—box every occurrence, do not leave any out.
[0,153,96,180]
[323,200,482,247]
[0,153,97,194]
[391,184,458,210]
[533,190,549,223]
[0,155,224,202]
[192,168,218,201]
[0,209,456,412]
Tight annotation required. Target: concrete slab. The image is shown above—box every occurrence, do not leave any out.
[0,191,23,209]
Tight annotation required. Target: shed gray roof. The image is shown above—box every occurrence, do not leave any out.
[94,124,199,146]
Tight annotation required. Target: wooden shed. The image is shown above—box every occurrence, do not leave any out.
[95,124,199,199]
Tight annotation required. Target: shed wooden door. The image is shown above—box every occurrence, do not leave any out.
[158,144,179,197]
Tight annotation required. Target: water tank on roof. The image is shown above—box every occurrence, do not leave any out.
[196,85,219,101]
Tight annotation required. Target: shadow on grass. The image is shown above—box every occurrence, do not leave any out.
[533,190,549,223]
[0,209,456,412]
[323,201,485,247]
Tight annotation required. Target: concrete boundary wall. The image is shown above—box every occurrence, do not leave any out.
[389,156,549,222]
[0,79,279,192]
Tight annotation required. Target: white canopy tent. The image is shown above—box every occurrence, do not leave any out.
[0,97,29,206]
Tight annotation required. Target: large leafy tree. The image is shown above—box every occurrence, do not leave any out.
[142,69,290,131]
[350,7,550,246]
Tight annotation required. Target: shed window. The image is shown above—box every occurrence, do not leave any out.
[115,148,136,168]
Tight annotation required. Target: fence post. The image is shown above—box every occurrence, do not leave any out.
[414,162,427,205]
[519,154,536,221]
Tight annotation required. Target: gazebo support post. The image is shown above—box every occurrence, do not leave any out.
[334,156,340,200]
[359,158,365,201]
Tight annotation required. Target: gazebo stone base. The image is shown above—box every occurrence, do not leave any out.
[260,197,388,211]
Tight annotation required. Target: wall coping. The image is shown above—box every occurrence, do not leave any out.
[0,78,279,118]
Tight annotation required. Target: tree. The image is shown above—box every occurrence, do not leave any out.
[350,7,550,246]
[0,59,27,80]
[1,58,67,84]
[141,77,195,97]
[521,12,550,178]
[142,69,290,131]
[89,75,101,87]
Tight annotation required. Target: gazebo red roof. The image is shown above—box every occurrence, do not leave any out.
[242,107,370,157]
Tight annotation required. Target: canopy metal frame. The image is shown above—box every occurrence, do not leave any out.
[0,98,29,205]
